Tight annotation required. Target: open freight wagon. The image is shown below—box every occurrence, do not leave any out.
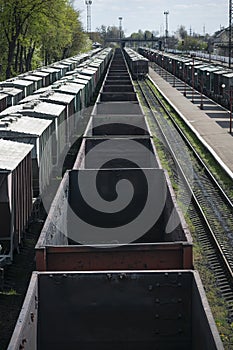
[8,270,223,350]
[36,162,193,271]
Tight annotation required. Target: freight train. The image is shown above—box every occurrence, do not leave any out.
[139,47,233,109]
[0,48,102,111]
[124,47,149,79]
[0,47,113,265]
[7,48,223,349]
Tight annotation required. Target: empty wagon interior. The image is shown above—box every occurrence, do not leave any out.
[8,271,223,350]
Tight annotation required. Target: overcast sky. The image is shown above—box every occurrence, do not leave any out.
[74,0,228,36]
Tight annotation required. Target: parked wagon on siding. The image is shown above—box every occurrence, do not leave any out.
[19,91,76,133]
[18,73,44,91]
[0,139,33,264]
[0,101,67,166]
[124,48,149,79]
[30,70,51,88]
[0,78,35,98]
[0,114,53,196]
[0,87,23,107]
[51,63,69,77]
[0,93,7,112]
[39,67,62,84]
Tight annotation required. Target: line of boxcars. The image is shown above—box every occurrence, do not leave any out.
[0,47,113,264]
[0,48,102,110]
[124,47,149,79]
[8,48,223,349]
[139,47,233,108]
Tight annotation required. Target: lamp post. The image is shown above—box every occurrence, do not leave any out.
[118,17,123,39]
[206,71,211,97]
[194,72,204,109]
[172,60,177,87]
[85,0,92,33]
[167,60,172,81]
[154,53,157,72]
[221,84,233,134]
[229,0,233,68]
[178,64,182,79]
[164,10,169,51]
[161,56,164,75]
[183,64,188,97]
[191,54,195,103]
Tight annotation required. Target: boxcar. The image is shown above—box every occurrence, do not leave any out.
[124,48,149,79]
[31,70,51,87]
[0,93,7,112]
[0,101,67,165]
[0,78,34,98]
[0,114,53,196]
[39,67,62,84]
[0,87,23,107]
[0,139,33,263]
[18,74,44,91]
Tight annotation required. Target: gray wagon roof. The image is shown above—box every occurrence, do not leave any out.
[0,87,22,96]
[0,115,52,136]
[44,92,75,103]
[0,79,34,87]
[0,105,24,116]
[21,101,66,116]
[34,87,53,94]
[213,70,230,75]
[0,138,33,171]
[31,71,50,78]
[0,93,7,100]
[62,77,87,86]
[222,72,233,78]
[19,94,42,104]
[19,74,43,82]
[52,64,68,69]
[40,67,60,73]
[0,100,66,118]
[19,91,75,105]
[54,82,85,94]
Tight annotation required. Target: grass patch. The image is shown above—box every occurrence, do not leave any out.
[0,289,19,296]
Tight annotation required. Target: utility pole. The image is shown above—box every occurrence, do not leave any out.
[164,10,169,50]
[229,0,233,68]
[85,0,92,34]
[203,24,206,36]
[119,17,123,39]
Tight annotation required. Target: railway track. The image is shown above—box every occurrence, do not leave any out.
[136,78,233,320]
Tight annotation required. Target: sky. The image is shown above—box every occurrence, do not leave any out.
[73,0,229,36]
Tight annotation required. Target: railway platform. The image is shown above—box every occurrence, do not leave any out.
[149,67,233,179]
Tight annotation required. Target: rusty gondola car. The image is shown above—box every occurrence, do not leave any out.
[8,271,223,350]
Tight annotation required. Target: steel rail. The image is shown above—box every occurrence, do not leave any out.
[137,78,233,317]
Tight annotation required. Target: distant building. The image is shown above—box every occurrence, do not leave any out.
[212,27,230,56]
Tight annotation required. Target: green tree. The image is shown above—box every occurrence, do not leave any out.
[0,0,90,78]
[0,0,55,77]
[96,25,124,44]
[177,25,188,40]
